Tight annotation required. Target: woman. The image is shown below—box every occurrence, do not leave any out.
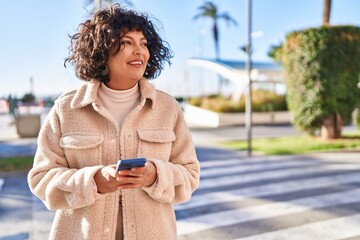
[28,4,200,240]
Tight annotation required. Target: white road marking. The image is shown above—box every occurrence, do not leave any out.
[175,172,360,211]
[201,160,321,178]
[235,213,360,240]
[198,163,360,190]
[177,188,360,235]
[0,178,4,192]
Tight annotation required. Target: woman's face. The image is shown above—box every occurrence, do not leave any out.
[106,31,150,90]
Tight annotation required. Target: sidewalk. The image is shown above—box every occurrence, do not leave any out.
[0,114,37,158]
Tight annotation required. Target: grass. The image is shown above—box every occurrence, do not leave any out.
[222,132,360,155]
[0,156,34,172]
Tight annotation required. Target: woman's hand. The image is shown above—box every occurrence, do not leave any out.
[93,161,157,193]
[116,161,157,189]
[94,165,121,194]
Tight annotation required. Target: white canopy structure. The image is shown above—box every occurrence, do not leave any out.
[187,58,285,102]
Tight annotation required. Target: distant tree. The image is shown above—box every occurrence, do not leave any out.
[7,94,19,121]
[267,43,283,62]
[323,0,332,26]
[21,93,36,104]
[193,1,237,60]
[84,0,112,11]
[193,1,237,95]
[84,0,133,11]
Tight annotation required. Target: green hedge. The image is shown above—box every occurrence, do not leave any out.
[282,26,360,133]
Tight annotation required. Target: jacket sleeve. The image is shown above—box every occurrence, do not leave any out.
[27,104,105,210]
[141,106,200,204]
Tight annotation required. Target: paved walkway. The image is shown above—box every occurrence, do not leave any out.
[0,114,37,158]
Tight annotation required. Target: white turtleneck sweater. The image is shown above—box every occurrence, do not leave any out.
[97,82,140,127]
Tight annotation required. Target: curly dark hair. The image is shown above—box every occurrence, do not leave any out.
[64,4,173,83]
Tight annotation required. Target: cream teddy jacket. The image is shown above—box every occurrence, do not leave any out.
[28,78,200,240]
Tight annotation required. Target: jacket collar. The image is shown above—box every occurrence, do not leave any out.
[71,77,156,109]
[138,77,156,107]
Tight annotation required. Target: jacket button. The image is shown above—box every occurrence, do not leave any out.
[105,228,110,232]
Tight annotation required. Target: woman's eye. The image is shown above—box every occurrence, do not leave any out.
[141,42,148,47]
[120,41,131,45]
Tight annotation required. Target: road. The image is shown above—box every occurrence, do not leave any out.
[1,147,360,240]
[176,148,360,240]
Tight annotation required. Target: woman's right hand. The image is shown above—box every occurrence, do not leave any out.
[94,165,120,194]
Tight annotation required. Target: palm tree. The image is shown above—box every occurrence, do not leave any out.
[193,1,237,60]
[84,0,112,11]
[323,0,332,26]
[84,0,133,12]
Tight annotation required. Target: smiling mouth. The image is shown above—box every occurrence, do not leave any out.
[128,61,143,65]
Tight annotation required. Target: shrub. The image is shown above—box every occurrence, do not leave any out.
[355,107,360,129]
[281,26,360,135]
[21,93,36,103]
[188,89,287,113]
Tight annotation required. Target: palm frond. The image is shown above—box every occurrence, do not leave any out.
[193,1,238,60]
[219,12,238,26]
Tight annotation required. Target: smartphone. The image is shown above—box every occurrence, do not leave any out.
[116,158,147,171]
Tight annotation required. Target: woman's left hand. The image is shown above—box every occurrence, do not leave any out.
[116,161,157,189]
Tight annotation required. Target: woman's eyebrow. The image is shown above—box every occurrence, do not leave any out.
[122,35,147,41]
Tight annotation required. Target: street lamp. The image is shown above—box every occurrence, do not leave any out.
[245,0,253,157]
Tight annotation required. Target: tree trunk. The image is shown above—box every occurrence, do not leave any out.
[213,22,220,60]
[323,0,332,26]
[321,113,342,139]
[95,0,101,11]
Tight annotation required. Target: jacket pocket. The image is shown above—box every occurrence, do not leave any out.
[60,133,104,168]
[137,129,175,161]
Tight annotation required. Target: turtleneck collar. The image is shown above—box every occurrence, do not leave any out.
[99,82,140,103]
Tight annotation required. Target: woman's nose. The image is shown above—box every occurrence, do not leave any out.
[133,44,142,55]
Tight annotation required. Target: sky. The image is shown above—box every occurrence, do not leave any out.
[1,0,360,99]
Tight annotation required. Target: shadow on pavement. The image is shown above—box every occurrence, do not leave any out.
[195,146,243,162]
[0,233,30,240]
